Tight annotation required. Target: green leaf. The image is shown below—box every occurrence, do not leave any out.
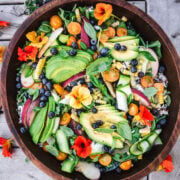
[151,120,156,131]
[139,36,147,47]
[80,41,87,50]
[60,126,75,137]
[139,51,156,61]
[86,57,113,76]
[143,87,158,99]
[131,127,141,144]
[87,49,95,55]
[128,29,137,36]
[59,49,69,58]
[118,21,127,29]
[165,95,171,107]
[148,40,162,59]
[127,94,133,105]
[32,89,39,101]
[84,21,97,40]
[33,106,41,112]
[95,128,115,134]
[113,153,137,163]
[45,145,59,157]
[117,122,132,141]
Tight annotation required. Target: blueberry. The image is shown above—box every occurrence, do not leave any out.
[46,81,53,90]
[127,114,133,120]
[103,145,110,152]
[100,48,109,57]
[151,108,158,116]
[16,76,20,82]
[39,88,45,95]
[136,78,141,84]
[77,109,83,117]
[159,118,167,126]
[39,73,45,79]
[96,120,103,126]
[108,148,115,154]
[110,125,117,129]
[90,45,97,51]
[120,45,127,51]
[70,81,77,87]
[76,124,82,130]
[40,95,48,102]
[31,62,37,69]
[92,123,99,129]
[48,111,55,119]
[158,65,165,73]
[66,86,72,92]
[156,123,161,129]
[114,43,121,50]
[90,39,97,45]
[16,83,22,89]
[20,127,26,134]
[138,71,145,78]
[50,47,58,55]
[87,82,93,88]
[72,41,78,49]
[39,101,46,108]
[92,107,98,113]
[116,167,122,173]
[78,78,85,84]
[28,95,33,99]
[69,49,77,56]
[130,59,138,66]
[24,92,29,98]
[90,18,96,26]
[42,78,48,85]
[44,91,51,97]
[131,66,137,73]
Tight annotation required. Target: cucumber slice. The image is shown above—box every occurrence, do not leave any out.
[51,90,60,103]
[117,84,132,96]
[138,140,150,153]
[117,74,130,86]
[130,141,143,156]
[56,129,70,154]
[155,129,162,135]
[61,156,77,173]
[154,137,163,145]
[52,117,60,134]
[116,90,128,112]
[45,145,59,157]
[147,132,158,145]
[59,34,69,44]
[108,36,137,42]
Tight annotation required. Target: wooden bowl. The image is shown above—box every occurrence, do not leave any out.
[1,0,180,179]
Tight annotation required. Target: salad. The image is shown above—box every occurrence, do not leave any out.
[16,3,171,179]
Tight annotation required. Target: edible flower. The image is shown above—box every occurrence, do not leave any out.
[139,105,154,127]
[67,85,92,109]
[0,21,10,27]
[94,3,113,26]
[18,46,38,62]
[0,46,6,63]
[26,31,48,48]
[0,137,13,158]
[157,155,174,173]
[72,136,92,158]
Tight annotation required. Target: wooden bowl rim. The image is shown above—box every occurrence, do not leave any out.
[1,0,180,179]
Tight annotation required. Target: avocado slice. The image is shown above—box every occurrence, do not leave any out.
[76,50,93,62]
[80,105,128,148]
[29,103,48,144]
[40,96,56,143]
[108,36,137,42]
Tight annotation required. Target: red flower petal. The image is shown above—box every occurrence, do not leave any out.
[0,21,10,27]
[0,137,7,145]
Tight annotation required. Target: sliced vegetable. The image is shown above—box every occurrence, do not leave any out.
[141,75,154,88]
[67,36,76,46]
[119,160,132,170]
[67,22,81,35]
[50,15,63,29]
[103,67,120,82]
[99,153,112,166]
[128,103,139,116]
[117,27,128,37]
[60,112,71,125]
[53,84,64,96]
[56,151,68,161]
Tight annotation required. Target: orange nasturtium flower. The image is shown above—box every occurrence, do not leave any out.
[0,21,10,27]
[67,85,92,109]
[26,31,48,48]
[18,45,38,62]
[94,3,113,26]
[0,46,6,63]
[157,155,174,173]
[0,137,13,158]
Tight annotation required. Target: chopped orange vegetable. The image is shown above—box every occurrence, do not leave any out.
[141,75,154,88]
[56,152,68,161]
[107,27,116,38]
[89,154,101,160]
[97,30,109,43]
[103,67,120,82]
[120,160,132,170]
[42,142,48,152]
[60,112,71,125]
[99,153,112,166]
[117,27,128,37]
[77,39,81,49]
[50,15,63,29]
[31,83,42,90]
[128,103,139,116]
[61,90,69,99]
[154,83,164,95]
[93,52,98,60]
[53,84,64,96]
[67,22,81,35]
[67,36,76,46]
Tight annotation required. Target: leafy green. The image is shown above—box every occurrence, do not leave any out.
[33,106,41,112]
[139,51,156,61]
[60,126,75,137]
[139,36,147,47]
[127,94,133,105]
[118,21,127,29]
[58,8,72,27]
[56,104,71,116]
[23,65,33,78]
[131,127,141,144]
[90,75,115,104]
[84,21,97,40]
[80,41,87,50]
[113,153,137,163]
[148,40,162,59]
[86,57,113,76]
[143,87,158,99]
[128,29,137,36]
[38,21,52,34]
[45,144,59,157]
[151,120,156,131]
[95,128,115,134]
[32,89,39,101]
[59,49,69,58]
[165,95,171,106]
[117,122,132,141]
